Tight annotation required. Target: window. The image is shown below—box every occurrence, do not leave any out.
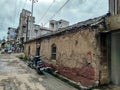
[59,21,61,24]
[51,44,56,60]
[36,46,40,56]
[51,23,54,29]
[28,46,30,55]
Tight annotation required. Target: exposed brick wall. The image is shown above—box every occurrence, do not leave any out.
[24,16,120,87]
[40,28,101,86]
[44,62,95,87]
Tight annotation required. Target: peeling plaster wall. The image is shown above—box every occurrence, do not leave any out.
[106,14,120,30]
[40,28,101,86]
[99,33,110,85]
[24,41,36,57]
[41,29,96,66]
[23,15,120,87]
[24,26,104,87]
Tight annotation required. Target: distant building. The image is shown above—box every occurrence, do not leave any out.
[15,9,35,52]
[31,24,51,39]
[17,9,35,43]
[7,27,16,41]
[7,27,16,51]
[0,39,6,49]
[15,9,53,52]
[49,19,69,31]
[17,9,52,42]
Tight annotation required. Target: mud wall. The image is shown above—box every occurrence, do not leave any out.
[24,41,36,57]
[40,28,101,87]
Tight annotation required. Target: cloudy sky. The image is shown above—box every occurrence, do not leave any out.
[0,0,108,40]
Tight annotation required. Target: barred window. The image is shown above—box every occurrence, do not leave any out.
[51,44,56,60]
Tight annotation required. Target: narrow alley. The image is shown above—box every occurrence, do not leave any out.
[0,53,77,90]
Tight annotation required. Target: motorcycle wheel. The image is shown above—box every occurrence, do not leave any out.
[36,68,44,75]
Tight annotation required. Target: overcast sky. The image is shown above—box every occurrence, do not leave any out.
[0,0,108,40]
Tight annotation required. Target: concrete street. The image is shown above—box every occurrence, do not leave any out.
[0,53,77,90]
[1,53,120,90]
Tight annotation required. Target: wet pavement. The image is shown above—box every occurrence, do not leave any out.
[0,53,77,90]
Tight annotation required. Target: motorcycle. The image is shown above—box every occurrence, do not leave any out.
[28,56,45,74]
[36,60,45,74]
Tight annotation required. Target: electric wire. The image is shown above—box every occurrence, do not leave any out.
[16,0,27,20]
[13,0,17,26]
[38,0,56,24]
[43,0,70,26]
[89,0,105,18]
[23,0,27,9]
[43,0,106,26]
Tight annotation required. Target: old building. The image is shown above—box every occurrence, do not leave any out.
[109,0,120,15]
[17,9,35,43]
[0,39,6,49]
[15,9,34,52]
[7,27,16,41]
[31,24,52,39]
[23,0,120,87]
[7,8,53,52]
[7,27,16,51]
[49,19,69,31]
[15,9,50,52]
[17,9,51,42]
[103,0,120,86]
[24,16,107,87]
[4,0,120,87]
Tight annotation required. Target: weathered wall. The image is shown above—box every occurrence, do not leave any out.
[40,28,101,87]
[106,14,120,30]
[24,41,36,57]
[99,33,110,85]
[109,0,120,15]
[24,27,110,87]
[23,11,120,87]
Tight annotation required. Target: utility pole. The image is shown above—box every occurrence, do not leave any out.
[30,0,38,55]
[30,0,38,16]
[31,0,34,16]
[29,0,38,40]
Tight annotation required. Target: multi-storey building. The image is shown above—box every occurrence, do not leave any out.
[49,19,69,31]
[7,27,16,51]
[17,9,35,43]
[7,27,16,41]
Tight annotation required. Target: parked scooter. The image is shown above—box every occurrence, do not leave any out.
[28,57,34,69]
[28,56,45,74]
[36,60,45,74]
